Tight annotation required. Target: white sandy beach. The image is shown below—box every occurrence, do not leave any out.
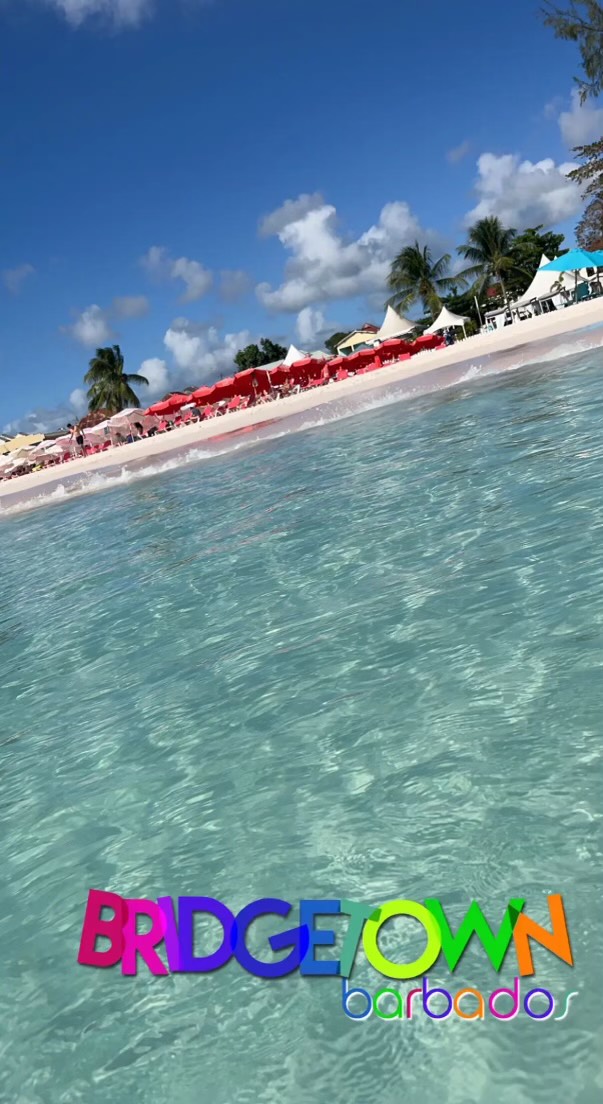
[3,297,603,509]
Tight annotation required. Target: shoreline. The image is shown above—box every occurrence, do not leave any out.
[3,298,603,512]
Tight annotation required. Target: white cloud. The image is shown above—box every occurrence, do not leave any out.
[64,304,113,347]
[171,257,213,302]
[296,307,327,346]
[141,246,213,302]
[465,153,582,228]
[447,140,471,164]
[112,294,149,318]
[34,0,152,27]
[141,245,167,274]
[163,318,251,384]
[559,90,603,148]
[220,269,252,301]
[3,393,86,435]
[69,388,88,415]
[138,356,169,397]
[259,193,325,238]
[29,0,212,27]
[2,263,35,294]
[257,195,431,313]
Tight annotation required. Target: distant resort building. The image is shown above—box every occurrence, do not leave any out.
[336,324,379,356]
[483,253,603,331]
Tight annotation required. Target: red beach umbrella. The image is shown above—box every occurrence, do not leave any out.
[380,339,404,355]
[233,368,271,396]
[192,385,215,404]
[269,365,290,386]
[345,352,364,370]
[146,399,172,415]
[289,359,313,384]
[213,376,238,401]
[165,392,191,412]
[356,348,376,365]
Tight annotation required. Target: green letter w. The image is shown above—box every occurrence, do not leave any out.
[424,898,525,973]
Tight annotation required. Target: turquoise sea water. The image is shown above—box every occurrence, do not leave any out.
[1,347,602,1103]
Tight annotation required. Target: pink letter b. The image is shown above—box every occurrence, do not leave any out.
[78,889,128,968]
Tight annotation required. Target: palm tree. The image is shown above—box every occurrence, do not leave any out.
[457,216,517,306]
[84,345,149,413]
[387,242,456,320]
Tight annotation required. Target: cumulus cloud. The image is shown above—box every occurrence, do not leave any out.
[63,304,113,347]
[259,193,325,238]
[465,153,582,228]
[163,318,251,384]
[32,0,151,26]
[220,269,252,302]
[28,0,212,27]
[62,295,149,346]
[558,90,603,148]
[69,388,88,415]
[138,356,169,397]
[3,393,86,435]
[141,246,213,302]
[296,306,329,346]
[2,263,35,294]
[113,294,149,318]
[257,195,430,313]
[447,140,471,164]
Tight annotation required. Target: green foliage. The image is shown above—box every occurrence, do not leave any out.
[576,195,603,246]
[506,225,567,298]
[325,331,350,356]
[84,345,148,413]
[442,286,482,327]
[259,337,287,363]
[234,344,262,371]
[387,241,456,319]
[542,1,603,101]
[562,137,603,247]
[457,216,517,304]
[569,135,603,194]
[234,338,288,371]
[543,6,603,241]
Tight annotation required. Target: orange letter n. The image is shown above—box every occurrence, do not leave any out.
[513,895,573,977]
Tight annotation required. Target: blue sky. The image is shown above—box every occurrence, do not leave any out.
[1,0,601,431]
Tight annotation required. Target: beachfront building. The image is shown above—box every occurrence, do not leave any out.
[336,324,380,356]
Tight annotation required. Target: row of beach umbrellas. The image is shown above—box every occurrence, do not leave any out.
[144,337,444,417]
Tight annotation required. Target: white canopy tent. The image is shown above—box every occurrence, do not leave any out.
[283,344,308,366]
[375,306,416,342]
[425,306,469,336]
[513,254,577,308]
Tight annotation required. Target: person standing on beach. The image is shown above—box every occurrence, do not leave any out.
[67,423,78,457]
[75,426,86,456]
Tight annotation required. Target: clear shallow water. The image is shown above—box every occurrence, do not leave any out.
[1,349,602,1103]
